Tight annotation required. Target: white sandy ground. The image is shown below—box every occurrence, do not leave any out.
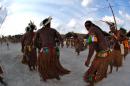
[0,43,130,86]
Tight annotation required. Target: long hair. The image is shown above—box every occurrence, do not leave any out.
[93,23,110,36]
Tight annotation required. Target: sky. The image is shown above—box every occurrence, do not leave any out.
[0,0,130,36]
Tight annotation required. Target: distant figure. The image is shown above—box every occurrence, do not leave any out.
[6,42,9,50]
[21,21,37,71]
[75,37,80,55]
[119,28,129,59]
[75,37,85,55]
[34,16,70,82]
[66,38,70,48]
[105,22,123,72]
[60,39,64,48]
[83,21,111,86]
[101,21,124,73]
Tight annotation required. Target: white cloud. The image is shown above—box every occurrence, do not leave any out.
[85,17,94,21]
[42,0,76,5]
[0,12,64,36]
[118,10,130,30]
[67,19,77,28]
[119,10,130,21]
[51,20,60,29]
[125,14,130,21]
[119,10,123,16]
[8,2,33,15]
[81,0,93,7]
[102,15,124,25]
[0,13,43,36]
[61,18,87,34]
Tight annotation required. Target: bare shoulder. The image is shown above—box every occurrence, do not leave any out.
[36,28,43,34]
[23,33,27,37]
[51,28,57,31]
[50,28,59,34]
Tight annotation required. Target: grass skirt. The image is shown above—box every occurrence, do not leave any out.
[109,50,123,67]
[84,53,109,83]
[22,46,37,67]
[37,47,70,80]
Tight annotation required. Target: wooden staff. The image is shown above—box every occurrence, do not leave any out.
[0,6,7,37]
[106,0,118,31]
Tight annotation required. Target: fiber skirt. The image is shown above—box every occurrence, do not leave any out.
[37,47,70,80]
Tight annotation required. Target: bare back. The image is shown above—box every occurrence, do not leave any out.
[36,28,62,47]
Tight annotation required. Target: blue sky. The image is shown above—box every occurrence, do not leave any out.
[0,0,130,36]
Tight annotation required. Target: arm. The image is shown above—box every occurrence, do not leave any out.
[21,34,26,52]
[55,31,63,44]
[85,43,95,67]
[34,31,41,49]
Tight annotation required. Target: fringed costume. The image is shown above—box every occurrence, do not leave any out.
[84,50,110,84]
[122,39,129,59]
[38,46,70,81]
[21,22,37,71]
[34,17,70,81]
[23,45,37,70]
[84,20,111,86]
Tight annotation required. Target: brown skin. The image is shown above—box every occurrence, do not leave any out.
[118,29,129,59]
[21,30,36,71]
[75,37,80,55]
[34,22,69,81]
[34,23,63,49]
[84,21,110,86]
[106,27,125,72]
[21,31,35,52]
[75,37,85,55]
[85,22,108,67]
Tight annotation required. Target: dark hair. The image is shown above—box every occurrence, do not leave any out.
[84,20,92,30]
[41,18,51,27]
[85,20,92,26]
[94,24,110,36]
[42,18,48,24]
[25,27,30,32]
[120,27,127,34]
[29,24,36,30]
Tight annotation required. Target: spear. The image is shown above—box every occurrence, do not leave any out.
[106,0,118,31]
[0,7,7,29]
[0,6,7,37]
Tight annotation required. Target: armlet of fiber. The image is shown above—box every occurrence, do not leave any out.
[56,47,60,56]
[44,48,49,53]
[87,36,92,44]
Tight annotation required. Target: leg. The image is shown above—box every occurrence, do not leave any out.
[27,60,32,71]
[109,63,113,74]
[116,67,118,72]
[87,82,94,86]
[32,64,36,70]
[55,75,61,80]
[77,51,80,55]
[27,56,33,71]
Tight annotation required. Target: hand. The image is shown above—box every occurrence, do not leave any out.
[85,60,90,67]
